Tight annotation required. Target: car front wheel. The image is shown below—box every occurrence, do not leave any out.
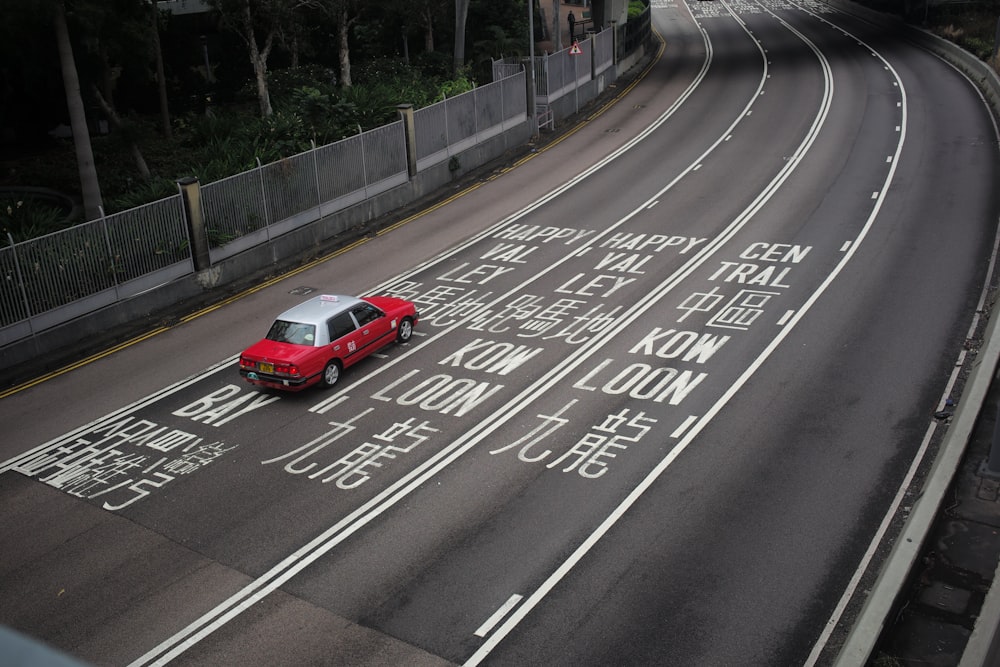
[321,359,342,388]
[397,317,414,343]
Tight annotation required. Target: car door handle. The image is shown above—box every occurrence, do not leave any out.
[363,329,370,334]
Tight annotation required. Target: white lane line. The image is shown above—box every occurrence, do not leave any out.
[474,594,524,638]
[670,415,698,439]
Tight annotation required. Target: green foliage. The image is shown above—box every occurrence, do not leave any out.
[105,178,178,212]
[629,1,648,20]
[1,196,73,243]
[1,0,538,238]
[438,74,476,99]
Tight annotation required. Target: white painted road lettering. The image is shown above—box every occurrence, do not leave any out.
[490,400,578,461]
[708,261,793,287]
[312,419,438,489]
[629,328,730,363]
[13,415,236,510]
[708,243,813,287]
[480,243,537,263]
[372,370,504,417]
[555,273,635,297]
[547,409,657,478]
[739,242,811,263]
[489,402,656,478]
[437,263,515,285]
[707,290,780,330]
[492,224,594,244]
[594,252,653,274]
[573,360,707,405]
[599,233,707,254]
[173,384,280,427]
[439,338,544,375]
[263,409,373,473]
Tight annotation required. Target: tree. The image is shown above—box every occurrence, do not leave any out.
[71,0,159,183]
[305,0,361,88]
[54,0,104,220]
[210,0,311,117]
[454,0,470,76]
[150,0,171,138]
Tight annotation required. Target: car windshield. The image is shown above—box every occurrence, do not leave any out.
[265,320,317,346]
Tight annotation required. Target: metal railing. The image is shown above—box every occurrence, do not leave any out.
[1,5,652,351]
[1,195,191,336]
[0,77,522,346]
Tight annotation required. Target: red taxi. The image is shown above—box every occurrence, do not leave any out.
[239,294,418,391]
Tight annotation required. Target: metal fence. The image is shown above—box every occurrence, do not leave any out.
[494,24,617,105]
[619,5,651,62]
[1,195,191,338]
[201,121,408,263]
[1,3,650,351]
[0,74,524,347]
[414,75,527,171]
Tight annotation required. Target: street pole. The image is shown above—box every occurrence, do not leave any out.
[528,0,537,138]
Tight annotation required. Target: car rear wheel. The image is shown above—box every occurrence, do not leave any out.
[321,359,342,388]
[397,317,414,343]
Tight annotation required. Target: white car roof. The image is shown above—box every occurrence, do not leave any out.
[276,294,367,325]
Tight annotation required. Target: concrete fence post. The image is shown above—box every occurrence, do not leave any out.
[397,104,417,179]
[177,176,210,271]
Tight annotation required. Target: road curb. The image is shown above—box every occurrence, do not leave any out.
[834,309,1000,666]
[823,3,1000,664]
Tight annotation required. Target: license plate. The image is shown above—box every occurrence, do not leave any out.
[259,362,274,374]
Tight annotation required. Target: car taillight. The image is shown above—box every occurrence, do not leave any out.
[239,356,255,369]
[275,363,300,376]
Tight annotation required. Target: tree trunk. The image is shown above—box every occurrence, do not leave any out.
[422,6,434,52]
[54,0,104,220]
[337,6,351,88]
[150,0,172,138]
[290,34,300,69]
[454,0,469,76]
[242,0,273,117]
[91,84,151,182]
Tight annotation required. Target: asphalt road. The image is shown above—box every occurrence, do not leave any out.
[2,1,999,666]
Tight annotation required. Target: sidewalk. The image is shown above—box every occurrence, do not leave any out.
[536,0,595,54]
[873,368,1000,664]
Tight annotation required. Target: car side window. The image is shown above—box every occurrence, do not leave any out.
[327,312,356,342]
[351,304,381,326]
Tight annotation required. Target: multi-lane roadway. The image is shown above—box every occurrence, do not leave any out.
[2,1,999,665]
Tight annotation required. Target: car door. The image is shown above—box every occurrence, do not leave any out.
[348,303,392,361]
[326,311,361,367]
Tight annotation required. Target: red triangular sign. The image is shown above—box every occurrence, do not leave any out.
[570,41,582,55]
